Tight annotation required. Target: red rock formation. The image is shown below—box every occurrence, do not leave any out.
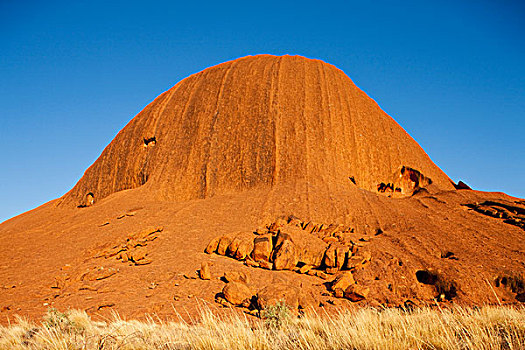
[60,55,454,208]
[0,55,523,322]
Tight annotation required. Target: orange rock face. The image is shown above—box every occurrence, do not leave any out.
[60,54,454,208]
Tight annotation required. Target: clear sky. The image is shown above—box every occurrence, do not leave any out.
[1,0,524,223]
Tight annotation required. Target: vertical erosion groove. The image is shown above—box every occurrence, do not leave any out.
[202,62,236,198]
[177,71,208,199]
[271,57,283,187]
[320,62,339,216]
[302,59,311,215]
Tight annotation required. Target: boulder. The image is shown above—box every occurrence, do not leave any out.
[323,244,337,268]
[199,262,211,280]
[337,232,356,246]
[331,271,355,292]
[254,227,269,235]
[345,257,365,270]
[274,231,291,248]
[317,224,339,239]
[312,223,324,233]
[130,247,147,262]
[336,245,348,270]
[222,282,253,307]
[272,234,297,270]
[323,237,338,244]
[259,260,273,270]
[245,259,259,268]
[302,221,315,232]
[227,232,254,259]
[344,285,370,301]
[288,216,303,227]
[234,238,255,260]
[204,236,220,254]
[216,236,233,256]
[223,271,249,284]
[118,251,129,262]
[315,271,330,280]
[299,264,313,274]
[280,226,327,267]
[326,267,339,274]
[298,247,326,267]
[345,251,371,270]
[251,234,273,263]
[135,258,152,265]
[226,233,243,257]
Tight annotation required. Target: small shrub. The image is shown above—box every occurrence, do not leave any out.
[42,308,83,334]
[261,301,292,329]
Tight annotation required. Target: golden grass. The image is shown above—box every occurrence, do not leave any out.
[1,306,524,349]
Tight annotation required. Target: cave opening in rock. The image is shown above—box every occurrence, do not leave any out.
[416,269,438,285]
[143,136,156,147]
[78,192,95,208]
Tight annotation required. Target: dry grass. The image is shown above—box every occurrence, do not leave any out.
[1,305,524,349]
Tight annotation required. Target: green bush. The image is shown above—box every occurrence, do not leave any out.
[43,308,83,335]
[261,301,292,329]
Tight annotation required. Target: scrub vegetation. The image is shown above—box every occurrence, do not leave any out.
[1,305,524,349]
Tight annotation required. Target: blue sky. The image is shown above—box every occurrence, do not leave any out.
[1,0,524,222]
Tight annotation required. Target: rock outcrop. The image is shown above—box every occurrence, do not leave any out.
[206,216,375,305]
